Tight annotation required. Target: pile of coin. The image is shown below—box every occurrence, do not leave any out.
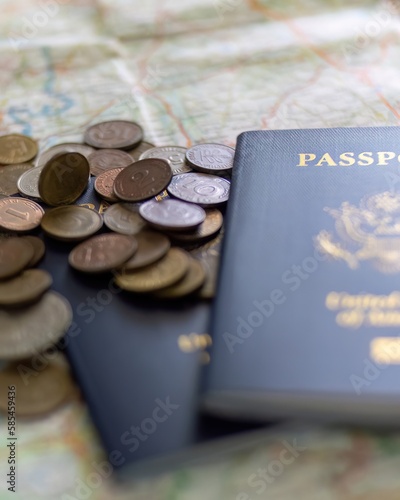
[0,121,235,416]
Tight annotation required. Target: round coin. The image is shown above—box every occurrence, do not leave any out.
[0,134,38,164]
[0,269,52,306]
[41,205,103,241]
[113,159,172,202]
[69,233,138,273]
[0,291,72,358]
[122,230,171,271]
[186,143,235,173]
[0,237,34,280]
[35,143,95,168]
[168,208,223,243]
[140,146,192,175]
[0,361,75,416]
[191,232,223,299]
[84,120,143,150]
[88,149,133,176]
[94,167,124,202]
[167,172,230,206]
[0,163,33,196]
[38,152,90,206]
[0,197,44,232]
[17,166,43,200]
[127,141,155,161]
[21,235,46,266]
[103,203,146,235]
[155,257,205,298]
[115,247,190,293]
[139,198,206,231]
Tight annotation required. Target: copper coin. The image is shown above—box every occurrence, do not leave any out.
[94,167,124,202]
[41,205,103,241]
[168,208,223,243]
[103,203,146,235]
[139,198,206,231]
[84,120,143,150]
[0,237,34,280]
[88,149,133,176]
[113,159,172,202]
[0,197,44,232]
[21,235,45,266]
[0,269,52,306]
[35,142,95,168]
[0,163,33,195]
[38,152,90,206]
[122,230,171,271]
[0,134,38,164]
[127,141,155,161]
[186,143,235,173]
[69,233,138,273]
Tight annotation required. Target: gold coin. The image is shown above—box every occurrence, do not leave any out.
[38,152,90,206]
[0,361,75,417]
[0,134,38,164]
[0,163,33,195]
[0,237,34,280]
[122,230,171,270]
[21,235,45,267]
[0,197,44,232]
[0,269,52,306]
[168,209,223,244]
[115,247,190,292]
[41,205,103,241]
[155,257,205,298]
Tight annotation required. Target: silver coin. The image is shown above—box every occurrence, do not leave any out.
[167,172,230,207]
[140,146,192,175]
[103,203,147,235]
[127,141,155,162]
[35,143,95,168]
[139,198,206,232]
[17,166,43,200]
[88,149,133,176]
[0,291,72,360]
[186,144,235,173]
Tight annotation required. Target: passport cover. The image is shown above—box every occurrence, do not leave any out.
[203,126,400,424]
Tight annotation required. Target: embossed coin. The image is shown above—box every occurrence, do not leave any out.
[0,237,34,280]
[191,232,223,299]
[35,143,95,168]
[186,143,235,173]
[39,152,90,206]
[127,141,155,161]
[94,167,124,202]
[17,166,43,200]
[69,233,138,273]
[0,163,33,196]
[155,257,205,298]
[113,159,172,202]
[0,361,75,416]
[0,269,52,306]
[0,291,72,358]
[168,172,230,206]
[88,149,133,176]
[115,247,190,293]
[0,134,38,164]
[0,197,44,232]
[41,206,103,241]
[103,203,146,235]
[168,208,223,243]
[84,120,143,150]
[122,231,170,270]
[140,146,192,175]
[139,199,206,231]
[21,235,45,266]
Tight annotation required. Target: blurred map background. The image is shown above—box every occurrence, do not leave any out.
[2,0,400,498]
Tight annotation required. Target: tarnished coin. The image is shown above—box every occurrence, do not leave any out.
[21,235,45,267]
[0,163,33,195]
[140,146,192,175]
[168,208,223,244]
[69,233,138,273]
[0,361,75,416]
[0,237,34,280]
[35,143,95,168]
[186,144,235,173]
[88,149,133,176]
[94,167,124,202]
[168,172,230,206]
[39,152,90,206]
[103,203,146,235]
[0,291,72,358]
[127,141,155,161]
[84,120,143,150]
[191,232,223,299]
[122,231,171,271]
[0,197,44,232]
[0,269,52,306]
[115,247,190,293]
[0,134,38,164]
[155,257,205,299]
[113,159,172,202]
[17,166,42,200]
[139,199,206,231]
[41,206,103,241]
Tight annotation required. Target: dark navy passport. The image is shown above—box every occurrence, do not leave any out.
[203,126,400,424]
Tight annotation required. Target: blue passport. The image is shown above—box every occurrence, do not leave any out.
[203,126,400,424]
